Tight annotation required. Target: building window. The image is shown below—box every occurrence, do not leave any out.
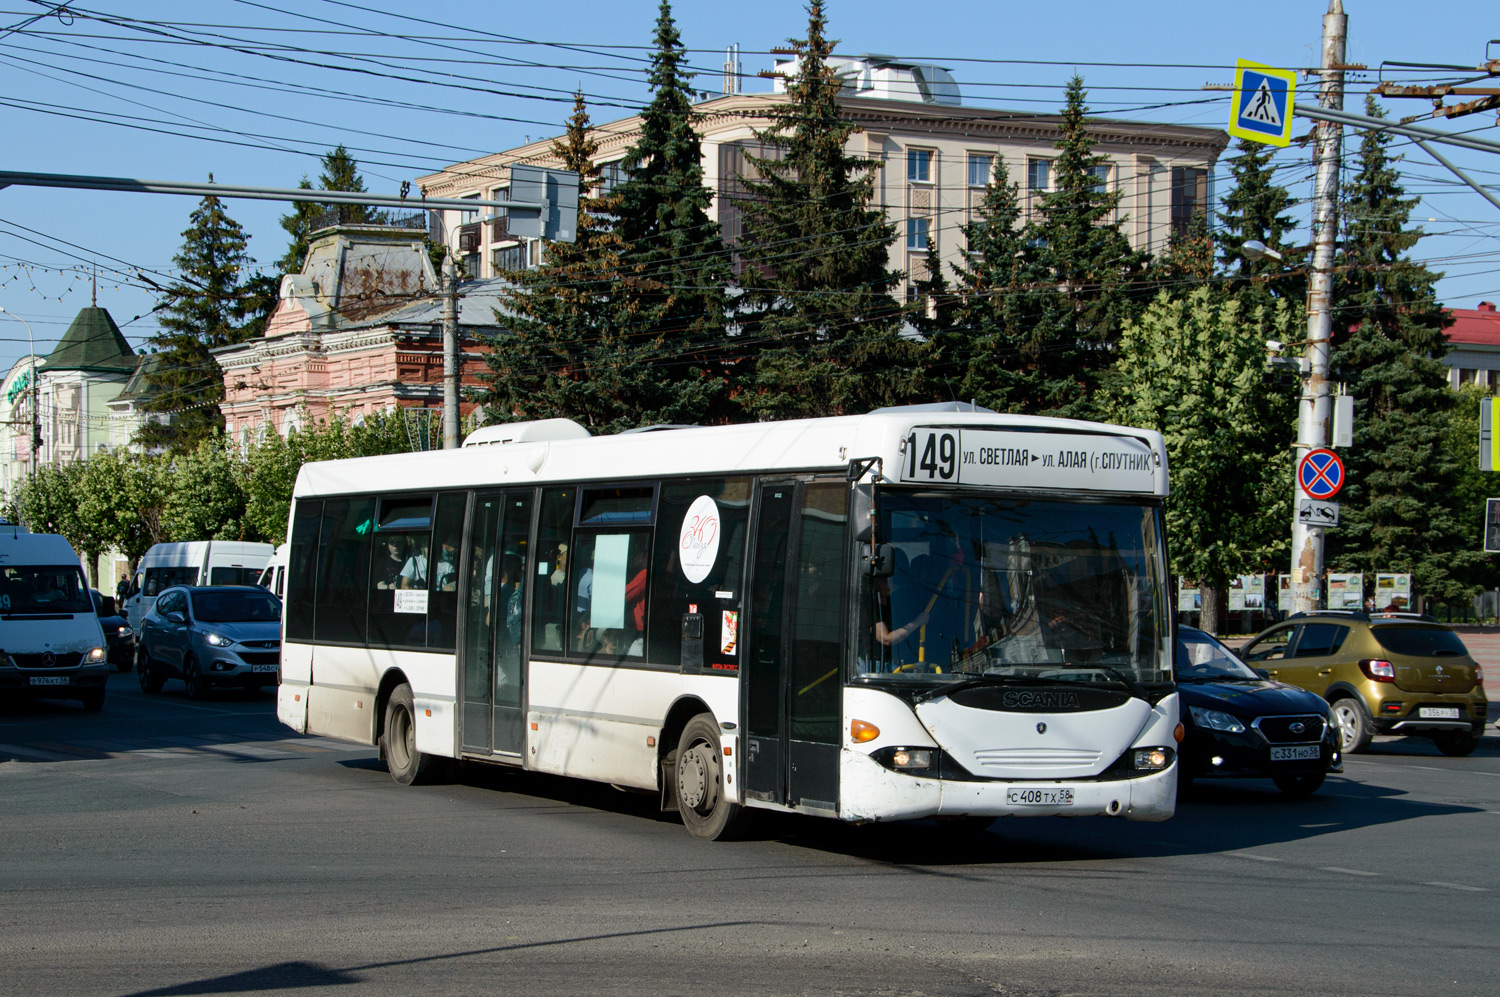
[906,216,930,250]
[907,148,933,184]
[1027,158,1050,215]
[1170,167,1208,237]
[459,193,480,225]
[598,160,625,198]
[968,154,993,188]
[1090,163,1111,192]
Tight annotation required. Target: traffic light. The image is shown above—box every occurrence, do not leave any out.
[1486,498,1500,553]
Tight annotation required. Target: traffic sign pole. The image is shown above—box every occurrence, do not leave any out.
[1289,0,1346,615]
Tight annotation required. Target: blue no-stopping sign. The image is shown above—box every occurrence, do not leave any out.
[1298,448,1345,499]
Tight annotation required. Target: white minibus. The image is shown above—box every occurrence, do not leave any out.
[123,541,275,621]
[0,524,110,710]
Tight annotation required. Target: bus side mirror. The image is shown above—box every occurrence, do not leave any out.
[861,543,895,578]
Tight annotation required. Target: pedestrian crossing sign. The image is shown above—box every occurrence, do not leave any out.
[1229,60,1297,147]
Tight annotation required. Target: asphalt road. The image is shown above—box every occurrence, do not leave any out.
[3,669,1498,997]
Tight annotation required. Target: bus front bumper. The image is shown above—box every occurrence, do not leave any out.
[839,748,1176,823]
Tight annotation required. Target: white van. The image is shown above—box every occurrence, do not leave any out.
[255,544,287,600]
[0,525,110,710]
[123,541,275,622]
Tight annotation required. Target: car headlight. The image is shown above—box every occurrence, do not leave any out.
[1189,706,1246,733]
[86,647,107,663]
[204,633,236,647]
[116,625,133,636]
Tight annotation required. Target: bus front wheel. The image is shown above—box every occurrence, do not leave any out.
[674,714,748,841]
[383,683,438,786]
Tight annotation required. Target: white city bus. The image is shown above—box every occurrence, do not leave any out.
[277,405,1180,839]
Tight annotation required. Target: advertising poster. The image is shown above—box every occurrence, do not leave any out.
[1375,573,1412,611]
[1327,572,1364,609]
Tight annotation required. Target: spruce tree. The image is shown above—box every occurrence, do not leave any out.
[1326,98,1477,605]
[611,1,735,421]
[1022,75,1145,419]
[137,186,254,450]
[484,93,695,433]
[734,0,919,419]
[277,146,385,275]
[1215,138,1304,307]
[929,155,1035,410]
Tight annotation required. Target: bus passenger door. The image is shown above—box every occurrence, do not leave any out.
[459,490,532,758]
[744,479,845,815]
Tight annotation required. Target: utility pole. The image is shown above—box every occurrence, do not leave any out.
[1290,0,1346,614]
[441,252,460,450]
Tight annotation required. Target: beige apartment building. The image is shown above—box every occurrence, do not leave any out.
[416,55,1229,298]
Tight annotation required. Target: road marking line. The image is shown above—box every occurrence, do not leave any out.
[1231,852,1282,862]
[1322,866,1381,877]
[1424,881,1487,892]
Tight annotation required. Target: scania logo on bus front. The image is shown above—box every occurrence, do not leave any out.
[1002,689,1081,711]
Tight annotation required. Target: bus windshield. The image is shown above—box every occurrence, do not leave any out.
[859,490,1169,685]
[0,564,92,615]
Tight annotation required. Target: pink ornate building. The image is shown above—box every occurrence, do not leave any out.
[215,224,505,441]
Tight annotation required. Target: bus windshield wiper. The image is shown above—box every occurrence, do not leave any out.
[1096,666,1149,701]
[912,673,1055,704]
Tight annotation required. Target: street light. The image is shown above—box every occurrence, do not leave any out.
[1240,239,1284,264]
[0,305,40,483]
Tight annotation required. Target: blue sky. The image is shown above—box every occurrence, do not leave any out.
[1,0,1496,376]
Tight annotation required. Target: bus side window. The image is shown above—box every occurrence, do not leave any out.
[314,497,373,644]
[648,477,751,671]
[531,488,574,654]
[286,500,323,641]
[425,493,465,651]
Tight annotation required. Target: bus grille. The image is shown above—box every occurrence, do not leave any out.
[972,747,1103,769]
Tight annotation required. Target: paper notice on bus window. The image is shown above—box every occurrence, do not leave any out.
[590,534,630,630]
[394,590,428,614]
[721,611,738,655]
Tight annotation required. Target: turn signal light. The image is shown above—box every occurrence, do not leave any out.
[1173,722,1185,744]
[1359,659,1396,683]
[850,719,880,743]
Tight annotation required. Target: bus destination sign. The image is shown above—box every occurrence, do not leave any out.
[898,428,1158,493]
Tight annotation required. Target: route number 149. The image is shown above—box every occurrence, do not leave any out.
[906,430,958,482]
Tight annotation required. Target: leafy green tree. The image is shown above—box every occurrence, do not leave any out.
[1326,98,1477,606]
[1019,75,1146,420]
[277,176,322,275]
[1107,287,1299,634]
[137,187,255,451]
[733,0,919,419]
[610,2,735,421]
[162,439,250,541]
[244,411,417,544]
[18,461,83,555]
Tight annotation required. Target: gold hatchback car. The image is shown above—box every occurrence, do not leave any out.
[1240,611,1487,756]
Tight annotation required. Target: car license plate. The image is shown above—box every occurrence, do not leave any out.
[1006,787,1073,806]
[1270,745,1321,761]
[1419,706,1460,719]
[29,676,67,686]
[251,664,278,674]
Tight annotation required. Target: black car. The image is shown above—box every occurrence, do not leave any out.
[89,588,136,672]
[1176,626,1342,796]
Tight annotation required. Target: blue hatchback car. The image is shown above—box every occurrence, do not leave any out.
[136,585,282,699]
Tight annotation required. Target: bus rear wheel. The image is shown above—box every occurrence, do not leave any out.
[383,683,438,786]
[674,714,747,841]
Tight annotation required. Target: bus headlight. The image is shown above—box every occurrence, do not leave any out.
[890,749,931,770]
[1132,747,1173,771]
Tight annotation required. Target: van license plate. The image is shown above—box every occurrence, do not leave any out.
[1270,745,1320,761]
[1419,706,1460,719]
[29,676,67,686]
[251,664,277,674]
[1006,788,1073,806]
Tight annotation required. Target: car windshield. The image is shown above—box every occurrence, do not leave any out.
[1176,628,1259,680]
[1371,625,1469,657]
[858,490,1169,685]
[0,565,92,614]
[190,589,282,623]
